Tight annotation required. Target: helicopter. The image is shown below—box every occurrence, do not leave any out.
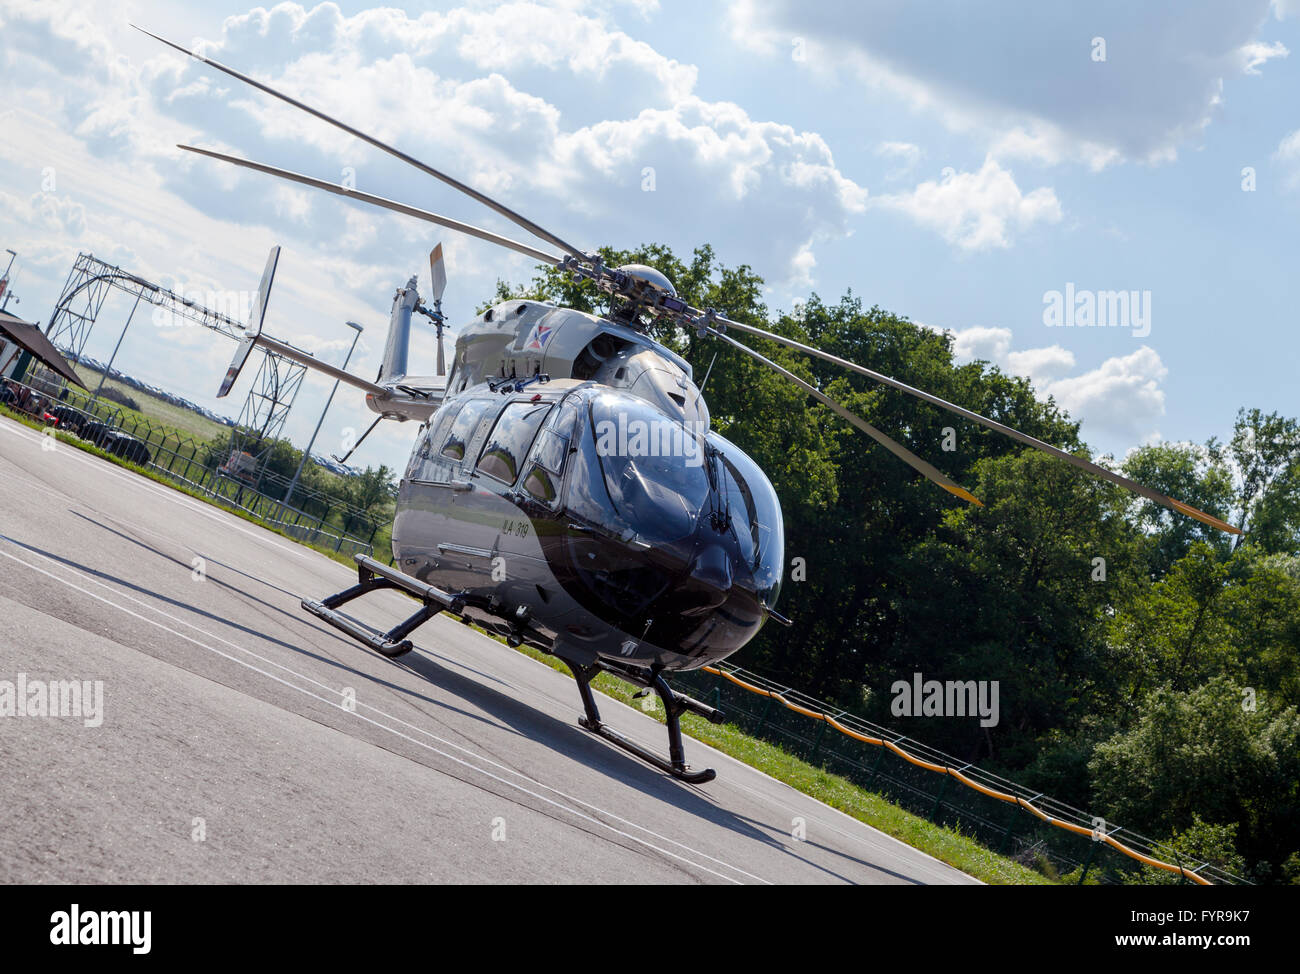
[137,27,1240,783]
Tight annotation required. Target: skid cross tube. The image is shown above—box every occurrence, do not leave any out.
[302,554,465,658]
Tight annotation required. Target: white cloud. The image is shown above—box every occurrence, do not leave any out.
[939,325,1165,442]
[121,2,868,285]
[731,0,1288,167]
[1039,346,1167,442]
[870,158,1061,251]
[1239,40,1289,74]
[877,141,921,162]
[0,0,878,472]
[1274,127,1300,189]
[1005,344,1077,383]
[949,325,1012,362]
[876,140,922,179]
[988,126,1120,172]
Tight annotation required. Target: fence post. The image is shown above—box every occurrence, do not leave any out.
[999,793,1040,854]
[865,739,891,789]
[929,765,966,822]
[808,715,831,764]
[1078,836,1099,884]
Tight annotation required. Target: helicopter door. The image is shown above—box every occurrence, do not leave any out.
[519,398,580,507]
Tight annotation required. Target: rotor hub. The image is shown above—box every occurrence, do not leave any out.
[616,264,676,299]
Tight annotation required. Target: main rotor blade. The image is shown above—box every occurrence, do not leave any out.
[134,25,589,261]
[178,145,563,267]
[707,327,982,506]
[714,315,1240,535]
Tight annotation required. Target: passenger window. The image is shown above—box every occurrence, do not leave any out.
[476,401,552,485]
[410,407,459,482]
[441,399,494,462]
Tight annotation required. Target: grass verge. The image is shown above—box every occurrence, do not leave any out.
[1,406,1052,885]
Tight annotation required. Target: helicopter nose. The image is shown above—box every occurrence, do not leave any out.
[678,543,733,615]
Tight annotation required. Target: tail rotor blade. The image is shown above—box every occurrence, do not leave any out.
[430,244,447,376]
[429,244,447,305]
[247,244,279,338]
[218,245,279,397]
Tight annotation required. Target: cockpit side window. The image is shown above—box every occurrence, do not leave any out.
[441,399,494,462]
[410,405,460,483]
[711,434,785,606]
[477,401,552,485]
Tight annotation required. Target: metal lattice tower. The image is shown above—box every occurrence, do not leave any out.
[228,347,307,483]
[46,254,116,365]
[37,252,308,476]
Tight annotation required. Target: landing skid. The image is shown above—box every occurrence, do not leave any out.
[566,660,725,784]
[303,555,726,784]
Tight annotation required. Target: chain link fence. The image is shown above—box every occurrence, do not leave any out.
[5,372,380,557]
[671,663,1249,885]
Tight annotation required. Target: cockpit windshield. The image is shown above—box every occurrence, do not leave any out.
[567,391,711,547]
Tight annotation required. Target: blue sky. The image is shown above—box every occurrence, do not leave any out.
[1,0,1297,474]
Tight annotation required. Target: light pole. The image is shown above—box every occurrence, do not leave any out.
[279,320,363,518]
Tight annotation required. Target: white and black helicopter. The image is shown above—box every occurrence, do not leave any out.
[140,28,1240,783]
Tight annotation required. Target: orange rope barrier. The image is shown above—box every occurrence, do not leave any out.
[699,664,1211,885]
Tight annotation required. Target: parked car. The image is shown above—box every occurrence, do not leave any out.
[47,405,88,435]
[100,431,152,466]
[78,421,113,448]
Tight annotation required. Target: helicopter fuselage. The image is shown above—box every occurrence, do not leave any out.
[391,369,785,672]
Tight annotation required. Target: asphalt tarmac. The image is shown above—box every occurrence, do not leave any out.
[0,417,977,884]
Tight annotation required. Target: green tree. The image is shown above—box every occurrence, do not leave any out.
[1089,676,1300,880]
[345,464,396,513]
[1122,442,1236,576]
[1231,408,1300,553]
[1142,816,1247,884]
